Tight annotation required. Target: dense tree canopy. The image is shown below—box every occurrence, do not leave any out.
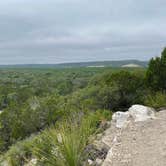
[146,47,166,91]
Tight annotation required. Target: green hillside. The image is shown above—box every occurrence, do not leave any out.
[0,60,148,69]
[1,49,166,166]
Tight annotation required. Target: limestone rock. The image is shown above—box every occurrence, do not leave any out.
[112,112,130,128]
[128,105,155,122]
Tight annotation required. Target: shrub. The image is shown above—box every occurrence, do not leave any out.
[144,92,166,109]
[31,111,111,166]
[146,47,166,92]
[97,71,145,111]
[0,138,33,166]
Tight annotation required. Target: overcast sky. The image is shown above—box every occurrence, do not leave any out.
[0,0,165,64]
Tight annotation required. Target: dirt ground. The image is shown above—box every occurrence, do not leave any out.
[102,110,166,166]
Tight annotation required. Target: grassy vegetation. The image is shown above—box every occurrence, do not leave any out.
[32,113,102,166]
[0,49,166,166]
[0,67,115,165]
[144,92,166,109]
[0,110,111,166]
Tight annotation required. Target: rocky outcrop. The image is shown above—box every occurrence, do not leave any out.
[87,105,159,166]
[128,105,155,122]
[112,105,155,128]
[112,112,130,128]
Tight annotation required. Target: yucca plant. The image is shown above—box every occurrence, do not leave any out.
[0,110,111,166]
[32,113,100,166]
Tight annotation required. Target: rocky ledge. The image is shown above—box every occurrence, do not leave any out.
[87,104,166,166]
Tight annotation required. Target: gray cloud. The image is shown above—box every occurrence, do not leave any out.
[0,0,165,64]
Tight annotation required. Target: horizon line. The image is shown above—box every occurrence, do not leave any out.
[0,59,149,66]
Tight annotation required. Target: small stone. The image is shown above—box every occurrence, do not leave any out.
[95,158,103,165]
[88,159,93,165]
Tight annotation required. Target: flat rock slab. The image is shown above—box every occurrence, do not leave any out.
[102,110,166,166]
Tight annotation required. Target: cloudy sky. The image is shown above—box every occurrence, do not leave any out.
[0,0,165,64]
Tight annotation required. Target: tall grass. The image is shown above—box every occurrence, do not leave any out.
[0,110,112,166]
[0,138,32,166]
[32,113,101,166]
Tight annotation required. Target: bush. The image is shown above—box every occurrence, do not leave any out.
[94,71,145,111]
[146,48,166,91]
[0,110,112,166]
[144,92,166,109]
[0,138,33,166]
[32,113,102,166]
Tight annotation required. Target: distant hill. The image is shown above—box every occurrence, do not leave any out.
[0,60,148,68]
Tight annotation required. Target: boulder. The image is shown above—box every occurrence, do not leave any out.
[128,105,155,122]
[112,105,156,128]
[88,159,93,165]
[112,112,130,128]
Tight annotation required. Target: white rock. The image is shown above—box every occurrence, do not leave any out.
[128,105,155,122]
[111,105,156,128]
[100,105,156,166]
[31,158,37,164]
[88,159,93,165]
[96,158,103,165]
[24,158,37,166]
[112,112,130,128]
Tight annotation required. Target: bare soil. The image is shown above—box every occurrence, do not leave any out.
[102,110,166,166]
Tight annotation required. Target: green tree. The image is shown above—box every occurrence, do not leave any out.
[146,47,166,91]
[104,71,144,110]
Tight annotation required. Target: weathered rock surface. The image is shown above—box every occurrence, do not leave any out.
[112,105,155,128]
[128,104,155,122]
[24,158,37,166]
[88,105,166,166]
[112,112,130,128]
